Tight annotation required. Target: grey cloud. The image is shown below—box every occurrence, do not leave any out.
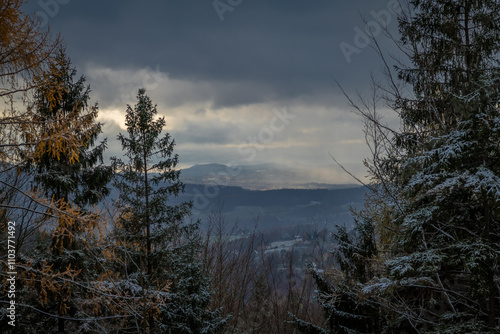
[174,121,240,145]
[24,0,399,108]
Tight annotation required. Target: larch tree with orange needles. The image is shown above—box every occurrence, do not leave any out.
[21,47,113,333]
[0,2,115,332]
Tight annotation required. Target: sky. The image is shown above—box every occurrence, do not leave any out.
[23,0,404,184]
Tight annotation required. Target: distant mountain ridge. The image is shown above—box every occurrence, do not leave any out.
[172,183,367,231]
[180,163,359,190]
[175,163,366,230]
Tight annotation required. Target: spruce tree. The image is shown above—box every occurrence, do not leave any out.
[158,222,226,333]
[112,88,191,279]
[31,47,112,208]
[291,219,381,334]
[111,89,223,332]
[298,1,500,333]
[366,0,500,332]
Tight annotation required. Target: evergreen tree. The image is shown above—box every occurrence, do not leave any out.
[112,88,190,280]
[30,47,112,208]
[111,89,223,332]
[158,222,227,334]
[364,0,500,332]
[291,218,381,334]
[298,1,500,333]
[25,48,113,333]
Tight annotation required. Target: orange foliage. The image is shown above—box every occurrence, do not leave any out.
[0,0,60,97]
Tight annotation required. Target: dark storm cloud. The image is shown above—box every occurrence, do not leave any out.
[175,120,240,145]
[24,0,400,108]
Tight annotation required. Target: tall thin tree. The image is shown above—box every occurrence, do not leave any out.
[111,89,224,332]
